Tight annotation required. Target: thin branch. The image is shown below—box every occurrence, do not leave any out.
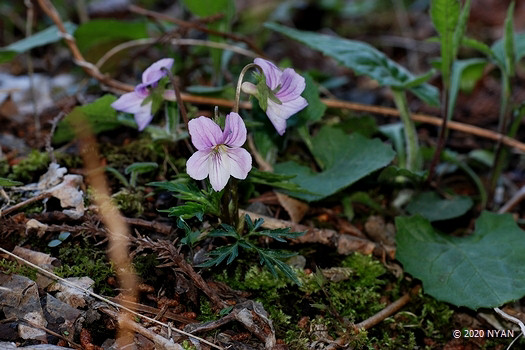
[128,4,265,57]
[355,285,421,330]
[0,192,52,217]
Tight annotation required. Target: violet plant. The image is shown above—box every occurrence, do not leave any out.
[132,57,308,283]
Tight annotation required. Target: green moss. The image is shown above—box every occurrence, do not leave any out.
[54,242,114,294]
[111,189,144,217]
[197,297,217,322]
[9,150,49,182]
[0,159,9,177]
[0,258,38,280]
[133,254,160,284]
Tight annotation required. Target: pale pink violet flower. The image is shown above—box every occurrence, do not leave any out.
[242,58,308,135]
[111,58,174,131]
[186,113,252,191]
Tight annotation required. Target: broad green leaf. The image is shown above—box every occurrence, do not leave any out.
[74,19,148,54]
[265,22,439,107]
[0,22,77,63]
[430,0,460,85]
[53,95,119,144]
[274,127,395,201]
[396,212,525,309]
[379,123,405,167]
[0,177,22,187]
[289,73,326,127]
[491,32,525,71]
[448,58,487,119]
[406,191,473,221]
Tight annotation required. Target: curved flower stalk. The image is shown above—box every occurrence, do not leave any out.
[186,113,252,192]
[241,58,308,135]
[111,58,174,131]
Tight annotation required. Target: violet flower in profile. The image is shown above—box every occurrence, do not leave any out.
[242,58,308,135]
[111,58,174,131]
[186,113,252,192]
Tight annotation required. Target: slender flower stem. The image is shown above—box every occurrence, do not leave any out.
[427,86,450,182]
[391,89,421,172]
[489,73,513,203]
[233,63,260,113]
[161,67,189,131]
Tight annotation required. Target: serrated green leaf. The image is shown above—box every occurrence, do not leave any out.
[74,19,148,54]
[265,22,439,106]
[247,169,312,193]
[0,22,77,63]
[406,191,472,221]
[396,212,525,309]
[274,127,395,201]
[0,177,22,187]
[53,95,119,144]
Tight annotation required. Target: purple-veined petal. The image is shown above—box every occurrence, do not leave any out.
[254,58,281,90]
[188,117,223,151]
[226,147,252,180]
[141,58,174,86]
[111,91,146,114]
[276,68,306,103]
[222,112,247,148]
[208,151,231,191]
[187,150,211,180]
[134,101,154,131]
[266,96,308,135]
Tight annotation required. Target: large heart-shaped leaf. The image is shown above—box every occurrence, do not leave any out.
[274,127,395,201]
[396,212,525,309]
[406,191,473,222]
[265,22,439,107]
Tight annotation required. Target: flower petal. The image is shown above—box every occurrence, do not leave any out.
[188,117,223,151]
[134,101,154,131]
[208,152,231,191]
[187,150,211,180]
[222,112,247,148]
[276,68,306,103]
[266,96,308,135]
[226,147,252,180]
[255,58,281,90]
[111,91,146,114]
[141,58,174,86]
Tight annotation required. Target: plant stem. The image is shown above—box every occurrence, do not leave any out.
[220,179,239,229]
[162,67,189,131]
[233,63,259,113]
[489,73,512,202]
[427,86,450,182]
[391,89,421,172]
